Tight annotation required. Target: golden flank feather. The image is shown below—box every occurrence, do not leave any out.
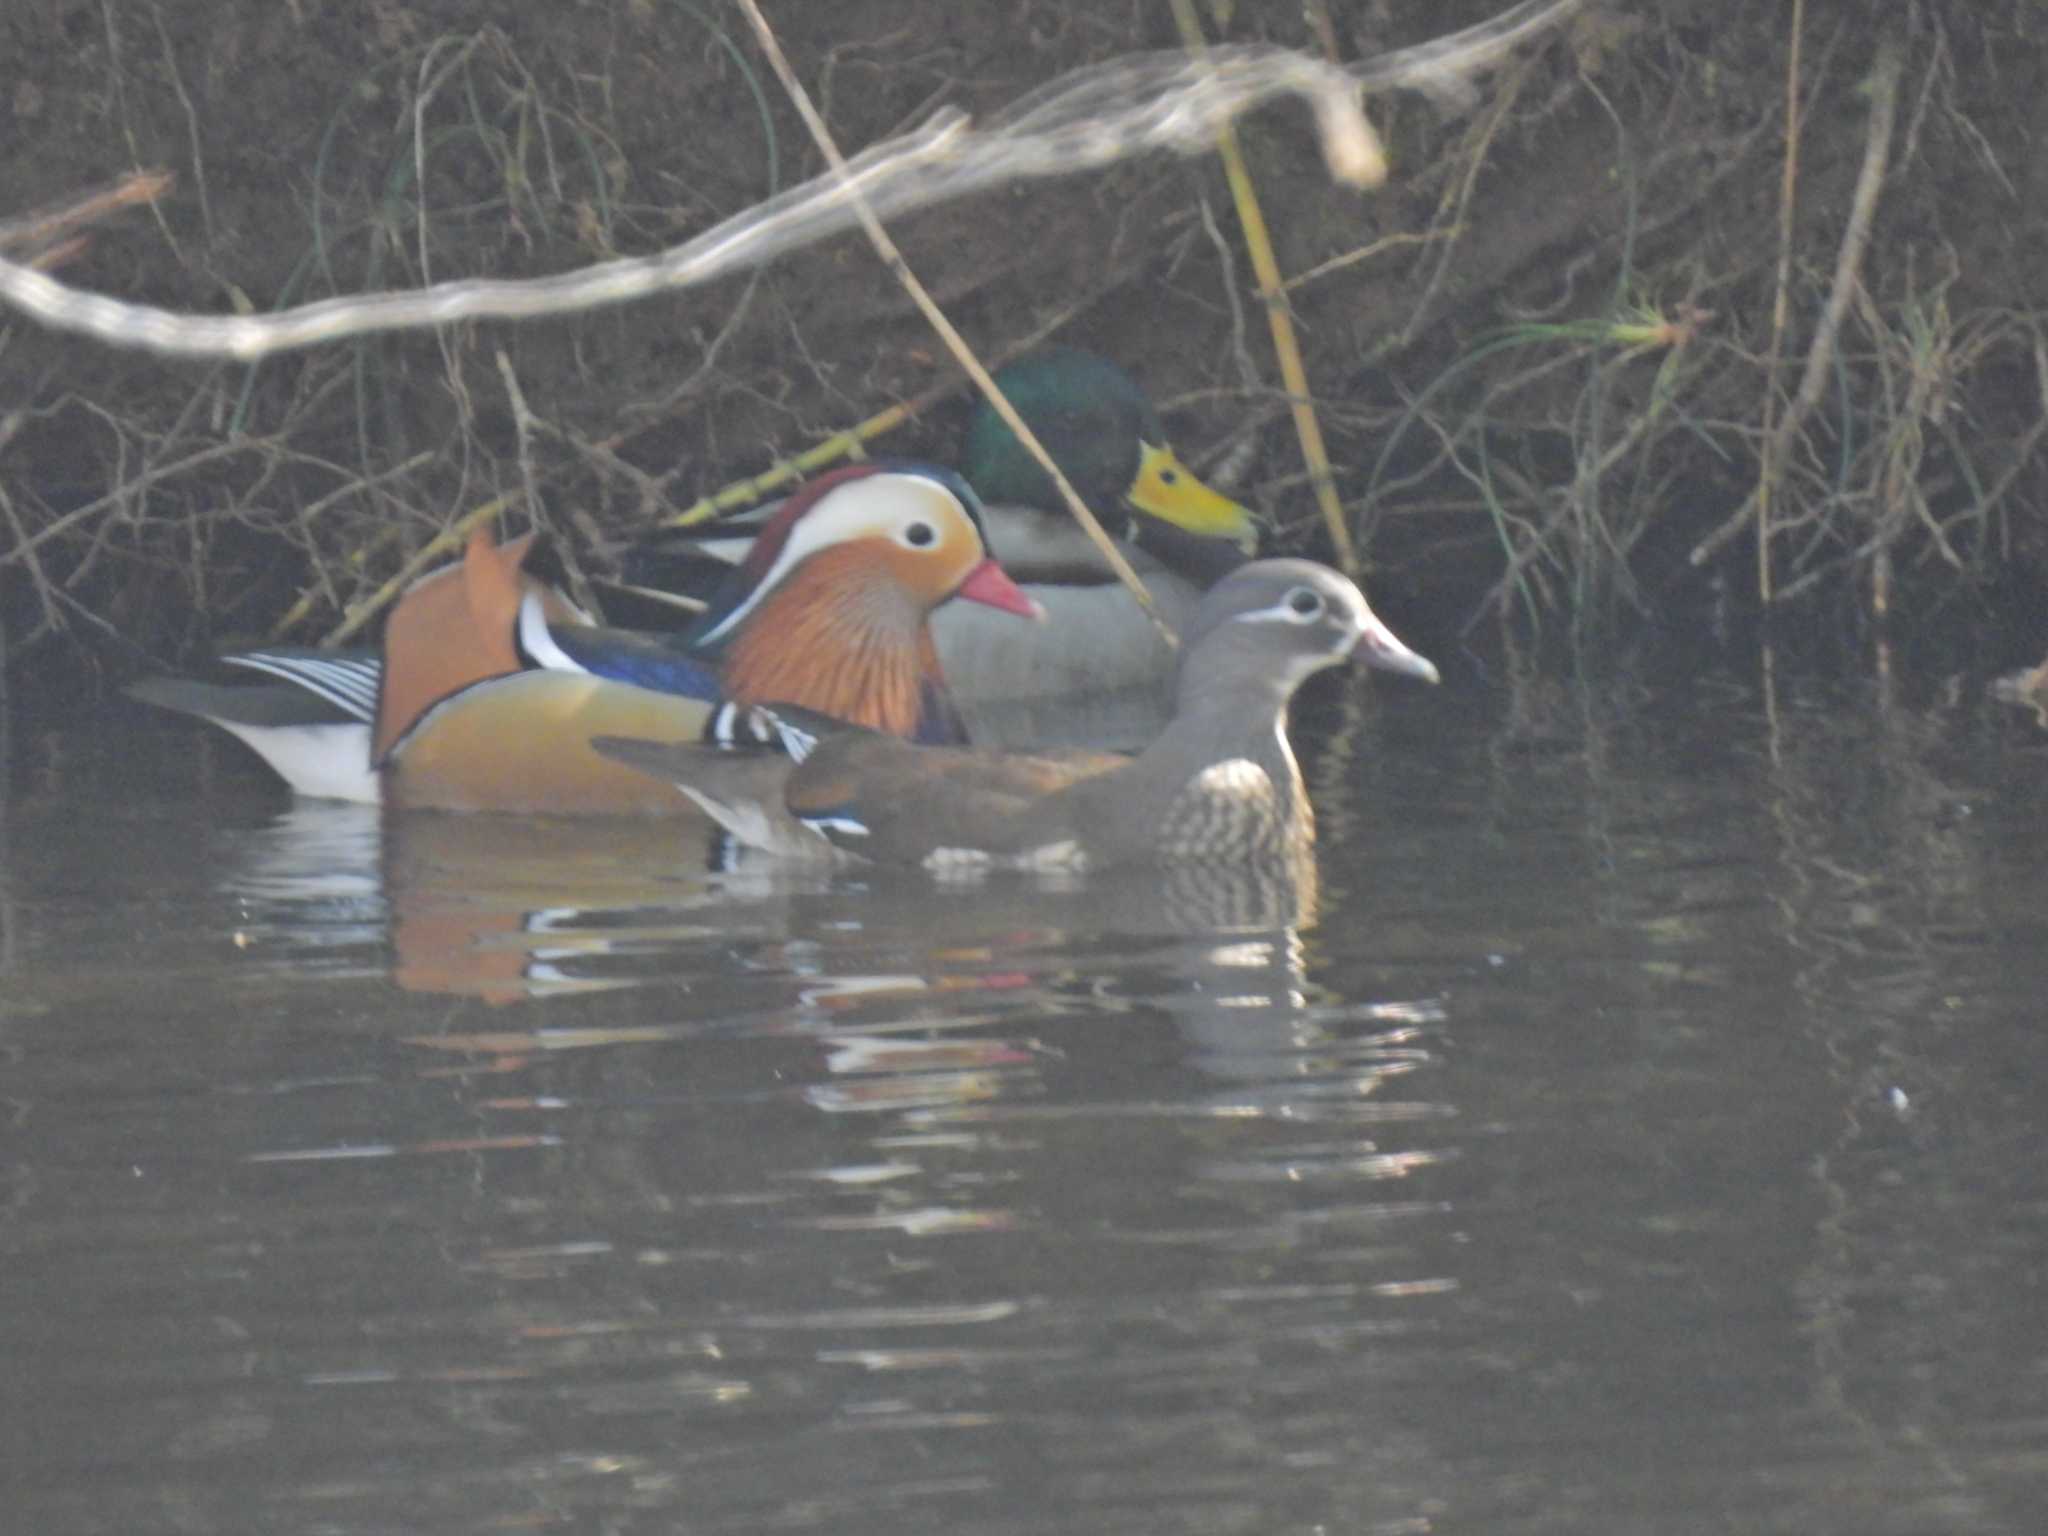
[385,672,706,815]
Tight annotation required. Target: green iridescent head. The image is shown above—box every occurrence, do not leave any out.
[962,349,1257,551]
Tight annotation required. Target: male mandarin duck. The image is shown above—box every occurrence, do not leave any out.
[627,349,1260,712]
[130,463,1041,812]
[591,559,1439,869]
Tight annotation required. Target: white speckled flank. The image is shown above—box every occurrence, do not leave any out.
[1156,758,1290,862]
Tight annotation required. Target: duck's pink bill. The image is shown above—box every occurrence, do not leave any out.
[1350,615,1440,684]
[957,558,1046,621]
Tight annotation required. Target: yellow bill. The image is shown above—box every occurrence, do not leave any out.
[1126,441,1259,554]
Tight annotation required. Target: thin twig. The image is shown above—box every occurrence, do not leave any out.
[735,0,1171,632]
[148,2,212,247]
[0,170,173,255]
[1755,0,1804,605]
[319,492,518,645]
[0,22,1453,359]
[658,288,1117,527]
[261,451,439,638]
[1280,228,1454,294]
[1691,37,1901,573]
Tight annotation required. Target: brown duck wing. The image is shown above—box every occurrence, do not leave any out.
[925,748,1127,799]
[783,736,1127,864]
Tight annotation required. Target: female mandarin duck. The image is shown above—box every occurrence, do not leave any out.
[591,559,1439,869]
[629,349,1259,714]
[131,464,1040,812]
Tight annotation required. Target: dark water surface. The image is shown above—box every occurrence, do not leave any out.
[5,668,2048,1535]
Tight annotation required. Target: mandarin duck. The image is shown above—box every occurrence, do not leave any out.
[591,559,1438,868]
[625,349,1260,720]
[130,464,1040,812]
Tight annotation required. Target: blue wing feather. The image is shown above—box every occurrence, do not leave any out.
[546,627,724,701]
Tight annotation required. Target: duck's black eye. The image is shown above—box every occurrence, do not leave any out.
[1158,467,1180,486]
[903,521,936,548]
[1288,587,1323,618]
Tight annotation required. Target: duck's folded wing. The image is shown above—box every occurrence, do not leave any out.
[220,646,383,722]
[129,673,357,730]
[127,682,378,803]
[782,738,1126,865]
[127,658,380,802]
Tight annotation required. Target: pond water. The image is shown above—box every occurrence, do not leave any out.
[4,661,2047,1535]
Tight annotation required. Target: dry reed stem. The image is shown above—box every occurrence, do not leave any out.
[1691,36,1901,576]
[294,301,1103,643]
[649,284,1127,530]
[736,0,1171,634]
[659,403,910,531]
[493,347,602,620]
[0,170,173,257]
[1171,0,1357,572]
[321,491,520,646]
[1755,0,1804,606]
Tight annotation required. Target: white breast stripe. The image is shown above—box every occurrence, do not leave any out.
[517,590,587,673]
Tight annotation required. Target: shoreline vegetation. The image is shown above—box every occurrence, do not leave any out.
[3,1,2044,711]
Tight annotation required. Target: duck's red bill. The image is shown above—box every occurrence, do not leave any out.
[956,558,1046,621]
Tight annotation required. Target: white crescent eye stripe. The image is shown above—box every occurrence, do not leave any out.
[701,473,971,643]
[1235,596,1353,630]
